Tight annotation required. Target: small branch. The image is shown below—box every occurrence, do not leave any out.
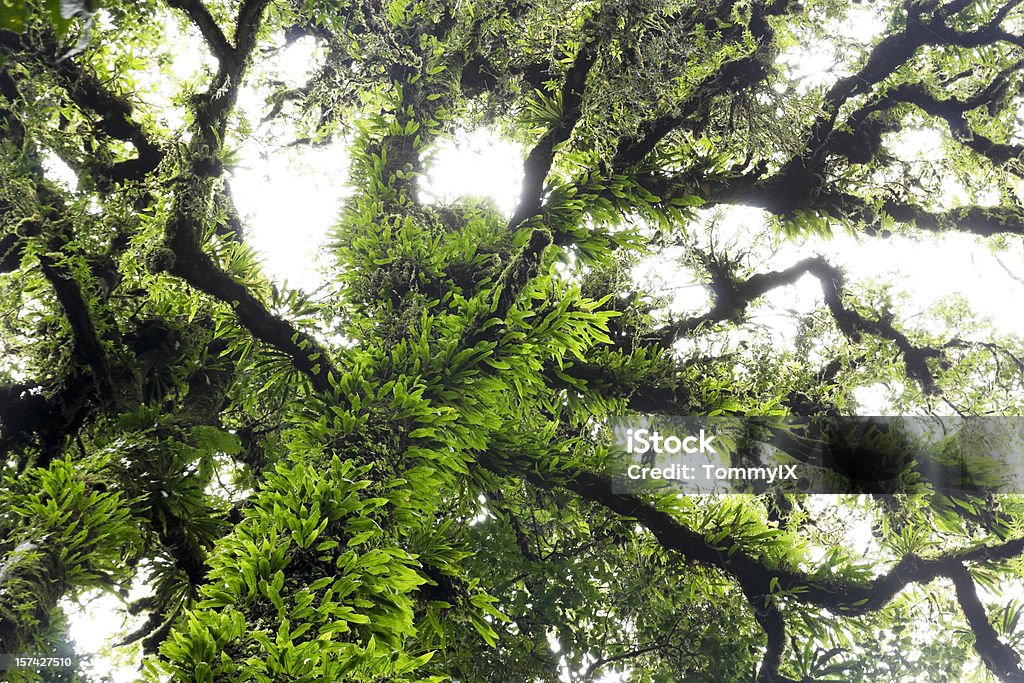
[581,642,665,681]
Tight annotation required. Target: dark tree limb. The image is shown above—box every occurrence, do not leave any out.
[164,218,339,395]
[621,164,1024,239]
[879,201,1024,236]
[653,256,942,392]
[234,0,270,59]
[611,0,791,170]
[37,252,114,397]
[951,563,1024,682]
[482,449,1024,619]
[0,29,164,187]
[741,589,797,683]
[158,0,341,394]
[827,72,1024,169]
[780,0,1024,180]
[508,30,600,230]
[164,0,234,63]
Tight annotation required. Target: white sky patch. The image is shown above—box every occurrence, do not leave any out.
[227,36,344,294]
[61,566,153,683]
[267,36,322,89]
[778,40,847,92]
[633,245,709,317]
[776,2,888,93]
[41,151,79,191]
[228,141,349,293]
[420,129,524,217]
[816,231,1024,337]
[133,13,213,132]
[889,127,945,163]
[853,382,904,414]
[808,495,881,559]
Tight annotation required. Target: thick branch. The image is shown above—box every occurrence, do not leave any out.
[611,0,790,169]
[881,201,1024,236]
[742,589,795,683]
[37,252,114,396]
[0,30,164,186]
[164,0,234,63]
[483,450,1024,618]
[781,0,1023,178]
[508,33,599,229]
[165,226,338,394]
[951,564,1024,682]
[655,257,828,343]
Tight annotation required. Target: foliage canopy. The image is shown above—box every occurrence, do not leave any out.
[3,0,1024,680]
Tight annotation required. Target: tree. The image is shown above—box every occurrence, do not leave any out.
[3,0,1024,680]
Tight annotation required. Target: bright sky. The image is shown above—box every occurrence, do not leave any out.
[47,3,1024,681]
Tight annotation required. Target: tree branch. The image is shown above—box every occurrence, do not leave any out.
[37,251,114,396]
[482,449,1024,619]
[164,225,338,394]
[611,0,791,170]
[780,0,1024,179]
[156,0,343,394]
[0,29,164,187]
[951,563,1024,682]
[164,0,234,63]
[742,589,796,683]
[508,30,600,229]
[654,256,942,392]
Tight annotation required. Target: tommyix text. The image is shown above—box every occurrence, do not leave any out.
[625,463,799,484]
[620,427,798,485]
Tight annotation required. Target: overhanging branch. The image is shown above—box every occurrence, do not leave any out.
[482,449,1024,620]
[157,0,343,394]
